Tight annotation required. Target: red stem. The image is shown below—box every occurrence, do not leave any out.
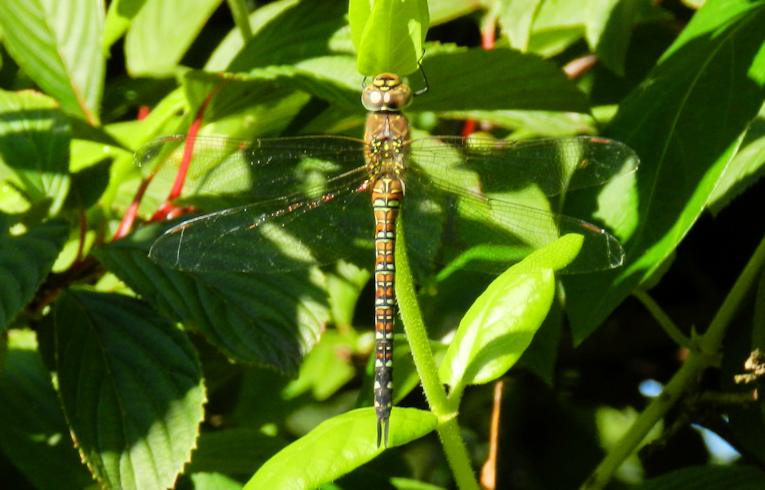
[113,174,154,241]
[151,84,223,222]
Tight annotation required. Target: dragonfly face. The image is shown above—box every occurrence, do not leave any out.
[361,73,413,112]
[140,70,639,450]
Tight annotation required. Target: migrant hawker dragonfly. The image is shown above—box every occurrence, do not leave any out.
[139,73,639,447]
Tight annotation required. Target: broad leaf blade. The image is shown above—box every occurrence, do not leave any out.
[0,0,104,124]
[707,103,765,213]
[53,289,205,490]
[103,0,148,51]
[188,428,286,476]
[498,0,544,52]
[243,408,437,489]
[439,235,582,389]
[0,330,93,489]
[227,0,347,73]
[125,0,223,76]
[0,219,68,331]
[351,0,430,76]
[414,47,591,113]
[565,0,765,342]
[95,223,328,374]
[585,0,642,75]
[0,90,71,214]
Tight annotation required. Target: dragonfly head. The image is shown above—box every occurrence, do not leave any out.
[362,73,412,112]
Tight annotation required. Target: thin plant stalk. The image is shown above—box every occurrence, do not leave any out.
[395,218,480,490]
[582,233,765,490]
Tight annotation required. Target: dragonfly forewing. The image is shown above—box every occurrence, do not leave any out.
[409,135,638,199]
[136,134,369,203]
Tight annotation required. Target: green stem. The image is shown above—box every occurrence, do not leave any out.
[226,0,253,42]
[395,219,479,490]
[633,289,691,347]
[581,233,765,490]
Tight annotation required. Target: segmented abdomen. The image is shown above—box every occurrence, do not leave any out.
[371,175,403,448]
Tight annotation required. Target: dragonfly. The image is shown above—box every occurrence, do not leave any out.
[138,73,638,448]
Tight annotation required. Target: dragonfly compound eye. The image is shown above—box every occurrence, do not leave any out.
[362,73,413,112]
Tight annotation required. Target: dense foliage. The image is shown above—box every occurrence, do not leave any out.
[0,0,764,489]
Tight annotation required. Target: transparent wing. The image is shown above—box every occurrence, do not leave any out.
[149,168,374,273]
[408,135,639,198]
[403,177,622,275]
[136,134,368,203]
[403,136,638,275]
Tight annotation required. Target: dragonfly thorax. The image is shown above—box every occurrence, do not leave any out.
[365,112,409,178]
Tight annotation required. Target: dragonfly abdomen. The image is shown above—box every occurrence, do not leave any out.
[371,175,403,448]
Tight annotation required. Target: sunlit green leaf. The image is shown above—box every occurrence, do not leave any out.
[226,0,347,73]
[125,0,223,76]
[565,0,765,342]
[350,0,430,75]
[244,408,437,489]
[0,0,104,124]
[585,0,642,75]
[190,472,243,490]
[498,0,544,51]
[707,103,765,213]
[439,235,581,389]
[0,90,71,214]
[103,0,147,52]
[205,0,301,71]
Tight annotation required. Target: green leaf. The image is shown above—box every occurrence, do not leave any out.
[125,0,223,76]
[517,299,563,385]
[428,0,479,25]
[180,70,311,139]
[527,0,586,57]
[205,0,301,71]
[53,289,205,490]
[635,465,765,490]
[227,46,591,117]
[565,0,765,342]
[497,0,544,52]
[585,0,642,75]
[440,109,596,137]
[95,223,328,374]
[243,408,437,489]
[0,219,68,331]
[103,0,148,52]
[0,329,93,489]
[282,331,356,401]
[0,90,71,214]
[187,428,286,476]
[65,159,111,210]
[189,472,243,490]
[350,0,430,76]
[414,47,591,113]
[439,235,581,390]
[226,0,348,73]
[707,103,765,213]
[0,0,104,124]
